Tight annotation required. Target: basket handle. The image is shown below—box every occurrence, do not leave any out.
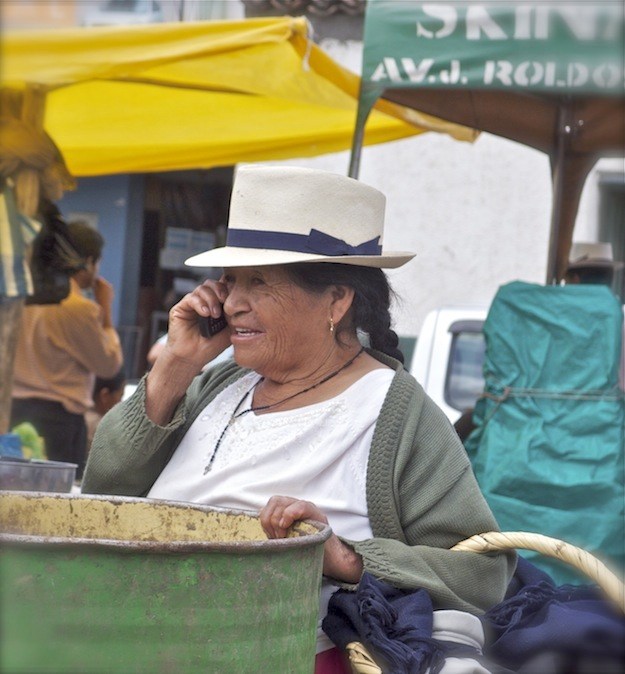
[452,530,625,612]
[345,531,624,673]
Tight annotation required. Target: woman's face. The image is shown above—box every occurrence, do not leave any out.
[221,265,334,379]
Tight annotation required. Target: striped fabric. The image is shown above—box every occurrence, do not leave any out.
[0,183,40,298]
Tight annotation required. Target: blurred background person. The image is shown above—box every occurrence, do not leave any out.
[11,219,123,479]
[564,241,623,287]
[85,368,126,454]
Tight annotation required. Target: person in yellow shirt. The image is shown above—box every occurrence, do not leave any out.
[11,219,123,479]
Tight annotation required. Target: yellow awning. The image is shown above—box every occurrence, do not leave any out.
[1,17,475,177]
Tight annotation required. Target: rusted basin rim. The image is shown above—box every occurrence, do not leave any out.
[0,491,332,553]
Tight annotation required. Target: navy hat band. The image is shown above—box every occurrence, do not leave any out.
[226,228,382,257]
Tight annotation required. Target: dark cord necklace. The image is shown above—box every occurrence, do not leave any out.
[203,346,365,474]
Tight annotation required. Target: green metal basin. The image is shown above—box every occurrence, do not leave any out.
[0,491,331,674]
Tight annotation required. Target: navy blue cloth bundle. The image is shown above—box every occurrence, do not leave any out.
[322,572,476,674]
[482,557,625,672]
[323,560,624,673]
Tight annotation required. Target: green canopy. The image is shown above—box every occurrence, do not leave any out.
[351,1,625,281]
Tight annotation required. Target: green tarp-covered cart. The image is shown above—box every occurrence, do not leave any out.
[465,282,624,584]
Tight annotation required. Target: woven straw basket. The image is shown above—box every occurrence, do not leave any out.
[345,531,625,674]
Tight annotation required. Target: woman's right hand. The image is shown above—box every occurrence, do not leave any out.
[260,496,364,584]
[144,280,231,426]
[162,279,231,368]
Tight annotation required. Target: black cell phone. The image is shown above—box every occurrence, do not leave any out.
[198,312,228,338]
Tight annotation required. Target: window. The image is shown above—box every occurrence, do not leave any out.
[444,321,486,412]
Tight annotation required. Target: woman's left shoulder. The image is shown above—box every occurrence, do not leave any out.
[370,351,458,432]
[366,349,421,389]
[365,348,403,372]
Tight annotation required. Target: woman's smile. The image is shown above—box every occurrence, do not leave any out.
[231,326,264,342]
[221,265,334,379]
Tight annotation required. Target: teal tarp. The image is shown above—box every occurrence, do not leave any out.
[466,281,624,585]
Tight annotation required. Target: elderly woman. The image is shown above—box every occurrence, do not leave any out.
[83,166,514,673]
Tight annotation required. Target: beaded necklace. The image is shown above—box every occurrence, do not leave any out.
[203,346,365,474]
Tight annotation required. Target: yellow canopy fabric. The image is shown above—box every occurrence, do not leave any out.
[1,17,475,177]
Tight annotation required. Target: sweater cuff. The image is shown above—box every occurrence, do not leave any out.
[122,374,189,444]
[340,536,397,583]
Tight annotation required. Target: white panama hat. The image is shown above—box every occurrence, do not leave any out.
[185,165,415,269]
[567,241,624,271]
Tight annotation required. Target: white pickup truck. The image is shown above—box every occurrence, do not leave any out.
[404,306,488,424]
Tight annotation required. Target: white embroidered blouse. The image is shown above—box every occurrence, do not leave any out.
[148,367,394,652]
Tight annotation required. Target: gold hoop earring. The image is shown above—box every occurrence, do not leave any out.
[329,317,335,334]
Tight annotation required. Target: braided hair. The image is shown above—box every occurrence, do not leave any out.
[285,262,405,364]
